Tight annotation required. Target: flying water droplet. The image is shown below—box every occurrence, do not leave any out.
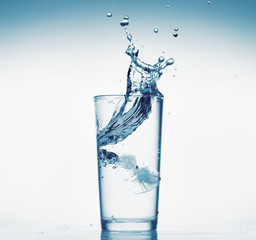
[127,33,132,41]
[158,56,165,63]
[107,12,112,18]
[173,32,178,37]
[166,4,170,8]
[160,58,174,70]
[124,15,129,20]
[154,28,159,33]
[174,27,179,31]
[120,19,129,27]
[207,1,211,4]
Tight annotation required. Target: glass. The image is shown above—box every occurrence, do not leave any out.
[94,95,163,231]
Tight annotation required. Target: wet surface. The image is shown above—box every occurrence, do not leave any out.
[0,226,256,240]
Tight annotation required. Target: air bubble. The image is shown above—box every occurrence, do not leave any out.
[166,4,170,8]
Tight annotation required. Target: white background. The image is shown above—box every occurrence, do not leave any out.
[0,1,256,230]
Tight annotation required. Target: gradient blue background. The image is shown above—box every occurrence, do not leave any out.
[0,0,256,231]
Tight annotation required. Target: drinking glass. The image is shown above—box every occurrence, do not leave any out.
[94,95,163,231]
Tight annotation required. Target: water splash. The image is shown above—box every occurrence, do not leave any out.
[97,17,174,193]
[97,16,174,147]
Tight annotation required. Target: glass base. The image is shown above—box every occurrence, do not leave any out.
[101,218,157,232]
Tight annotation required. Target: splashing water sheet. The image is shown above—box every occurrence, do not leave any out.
[96,16,174,194]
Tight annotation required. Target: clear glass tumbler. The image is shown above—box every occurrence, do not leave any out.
[94,95,163,231]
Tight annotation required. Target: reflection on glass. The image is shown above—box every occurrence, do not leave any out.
[101,230,158,240]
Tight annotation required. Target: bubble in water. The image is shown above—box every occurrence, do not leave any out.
[124,15,129,20]
[166,4,170,8]
[107,12,112,18]
[158,56,165,63]
[120,19,129,27]
[154,28,159,33]
[174,27,179,31]
[207,1,211,4]
[173,32,178,37]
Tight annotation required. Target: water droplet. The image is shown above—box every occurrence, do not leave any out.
[173,32,178,37]
[166,58,175,66]
[127,33,132,41]
[166,4,170,8]
[107,12,112,18]
[120,19,129,27]
[158,56,165,63]
[174,27,179,31]
[207,1,211,4]
[168,112,171,115]
[154,28,159,33]
[173,75,176,77]
[124,15,129,20]
[112,166,117,169]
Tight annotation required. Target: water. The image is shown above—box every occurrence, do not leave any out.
[107,12,112,18]
[97,18,174,147]
[173,32,178,37]
[154,28,159,33]
[95,16,174,231]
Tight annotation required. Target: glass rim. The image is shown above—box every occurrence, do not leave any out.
[94,94,164,100]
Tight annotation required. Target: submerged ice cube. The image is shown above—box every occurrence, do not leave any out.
[123,166,160,194]
[118,154,137,169]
